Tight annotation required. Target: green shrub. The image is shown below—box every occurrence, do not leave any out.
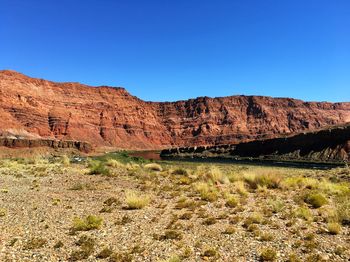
[225,195,238,208]
[294,206,313,221]
[106,159,124,168]
[72,215,103,232]
[88,161,110,176]
[335,195,350,225]
[194,182,219,202]
[304,192,328,208]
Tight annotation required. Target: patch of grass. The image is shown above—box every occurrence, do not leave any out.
[206,166,229,184]
[125,191,150,209]
[194,182,219,202]
[335,195,350,225]
[259,232,274,241]
[88,161,110,176]
[223,225,236,234]
[233,181,248,196]
[268,199,285,213]
[144,163,163,171]
[71,215,103,232]
[260,248,277,261]
[202,216,217,225]
[106,159,124,168]
[294,206,313,221]
[174,198,197,210]
[225,194,238,208]
[327,222,341,235]
[23,237,47,250]
[244,170,282,190]
[304,192,328,208]
[243,212,263,227]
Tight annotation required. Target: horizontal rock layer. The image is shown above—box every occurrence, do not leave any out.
[1,70,350,149]
[0,137,92,153]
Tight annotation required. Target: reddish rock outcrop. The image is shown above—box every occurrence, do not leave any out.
[1,70,350,149]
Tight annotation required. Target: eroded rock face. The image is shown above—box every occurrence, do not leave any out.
[1,70,350,149]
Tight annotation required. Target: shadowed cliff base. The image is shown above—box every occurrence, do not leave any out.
[161,124,350,164]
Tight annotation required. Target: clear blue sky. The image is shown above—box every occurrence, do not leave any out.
[1,0,349,102]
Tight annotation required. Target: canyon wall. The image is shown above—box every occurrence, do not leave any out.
[1,70,350,149]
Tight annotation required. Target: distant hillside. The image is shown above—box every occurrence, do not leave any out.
[1,70,350,149]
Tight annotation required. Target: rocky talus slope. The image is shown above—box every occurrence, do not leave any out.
[1,70,350,149]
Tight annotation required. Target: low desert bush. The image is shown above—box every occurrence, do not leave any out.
[163,229,183,240]
[23,237,47,250]
[327,222,341,235]
[233,181,248,196]
[125,191,150,209]
[304,192,328,208]
[260,248,277,261]
[88,161,110,176]
[206,166,229,184]
[194,182,219,202]
[268,199,285,213]
[225,194,238,208]
[244,170,282,190]
[106,159,124,168]
[335,195,350,225]
[294,206,313,221]
[223,225,236,234]
[71,215,103,232]
[70,235,95,261]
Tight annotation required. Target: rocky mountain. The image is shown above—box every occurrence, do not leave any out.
[1,70,350,149]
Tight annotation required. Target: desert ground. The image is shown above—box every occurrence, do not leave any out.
[0,152,349,261]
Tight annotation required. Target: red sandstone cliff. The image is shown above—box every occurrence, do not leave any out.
[1,70,350,149]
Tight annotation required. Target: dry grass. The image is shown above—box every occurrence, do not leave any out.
[144,163,163,171]
[125,191,150,209]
